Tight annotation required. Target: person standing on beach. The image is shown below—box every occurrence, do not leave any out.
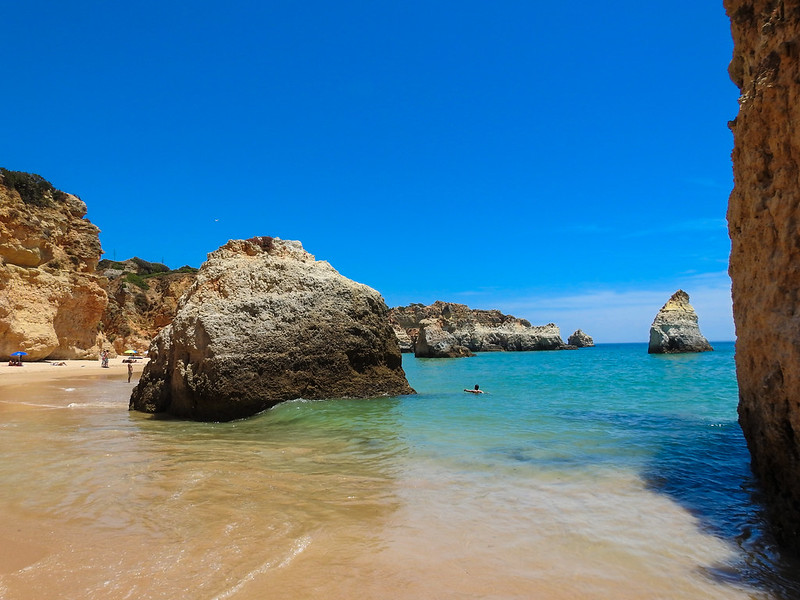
[127,362,133,383]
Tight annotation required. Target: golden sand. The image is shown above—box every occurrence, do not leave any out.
[0,358,148,387]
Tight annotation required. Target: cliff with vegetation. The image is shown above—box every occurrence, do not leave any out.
[99,257,196,354]
[0,168,201,360]
[726,0,800,551]
[0,169,108,360]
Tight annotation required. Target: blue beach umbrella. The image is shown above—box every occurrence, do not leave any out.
[10,351,27,356]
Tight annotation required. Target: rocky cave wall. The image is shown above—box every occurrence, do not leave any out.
[726,0,800,551]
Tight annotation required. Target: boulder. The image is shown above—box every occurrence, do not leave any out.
[130,237,414,421]
[0,170,108,360]
[647,290,712,354]
[568,329,594,347]
[726,0,800,551]
[389,301,567,357]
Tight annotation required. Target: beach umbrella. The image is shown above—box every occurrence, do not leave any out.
[123,350,138,355]
[10,351,27,356]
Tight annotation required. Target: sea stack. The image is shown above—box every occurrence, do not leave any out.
[568,329,594,348]
[0,169,108,360]
[647,290,712,354]
[726,0,800,551]
[130,237,414,421]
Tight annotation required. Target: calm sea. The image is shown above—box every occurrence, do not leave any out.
[1,342,799,599]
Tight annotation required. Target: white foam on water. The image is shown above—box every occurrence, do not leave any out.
[211,535,311,600]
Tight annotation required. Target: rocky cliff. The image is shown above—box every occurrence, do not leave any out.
[130,237,414,421]
[726,0,800,551]
[389,301,567,358]
[99,258,196,355]
[647,290,712,354]
[0,170,108,360]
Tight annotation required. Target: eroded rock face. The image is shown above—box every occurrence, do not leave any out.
[568,329,594,348]
[100,259,196,355]
[415,320,476,358]
[647,290,712,354]
[0,171,108,360]
[390,322,415,353]
[726,0,800,550]
[389,301,567,357]
[130,237,414,421]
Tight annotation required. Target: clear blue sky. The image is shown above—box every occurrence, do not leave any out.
[2,1,737,343]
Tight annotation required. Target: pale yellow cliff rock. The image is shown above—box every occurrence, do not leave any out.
[0,172,107,360]
[647,290,712,354]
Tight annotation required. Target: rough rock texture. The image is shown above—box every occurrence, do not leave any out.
[568,329,594,348]
[415,321,476,358]
[130,237,414,421]
[99,258,196,355]
[647,290,713,354]
[390,322,415,353]
[0,171,108,360]
[389,301,567,358]
[726,0,800,551]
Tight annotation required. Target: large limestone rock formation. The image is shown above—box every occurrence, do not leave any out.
[568,329,594,348]
[726,0,800,550]
[647,290,713,354]
[389,301,567,358]
[0,170,108,360]
[130,237,414,421]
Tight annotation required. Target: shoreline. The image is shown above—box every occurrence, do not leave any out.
[0,358,149,388]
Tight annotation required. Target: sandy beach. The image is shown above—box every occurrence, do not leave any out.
[0,358,149,387]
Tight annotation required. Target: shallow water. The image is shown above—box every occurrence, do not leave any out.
[1,343,799,599]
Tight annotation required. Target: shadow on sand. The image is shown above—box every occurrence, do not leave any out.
[642,415,800,599]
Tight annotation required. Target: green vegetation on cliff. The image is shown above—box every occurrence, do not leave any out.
[0,168,68,207]
[99,258,198,291]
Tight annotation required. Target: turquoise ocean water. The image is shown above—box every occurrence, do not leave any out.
[397,342,800,596]
[2,341,800,599]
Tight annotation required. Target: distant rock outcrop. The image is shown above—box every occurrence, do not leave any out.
[130,237,414,421]
[389,301,567,358]
[0,169,108,360]
[568,329,594,347]
[726,0,800,551]
[647,290,712,354]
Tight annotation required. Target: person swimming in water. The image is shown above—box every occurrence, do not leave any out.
[464,384,485,394]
